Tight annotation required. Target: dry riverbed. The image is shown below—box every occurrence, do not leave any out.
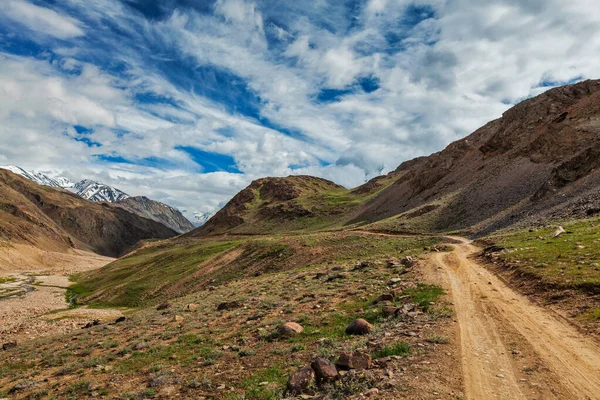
[0,250,118,344]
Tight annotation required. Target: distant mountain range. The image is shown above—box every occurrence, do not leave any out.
[0,165,197,233]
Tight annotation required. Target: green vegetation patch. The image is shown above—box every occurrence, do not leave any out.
[489,217,600,288]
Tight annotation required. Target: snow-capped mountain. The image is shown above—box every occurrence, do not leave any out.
[74,179,129,202]
[0,165,68,188]
[1,165,198,232]
[193,212,212,226]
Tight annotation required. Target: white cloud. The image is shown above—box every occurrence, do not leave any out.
[0,0,84,39]
[2,0,600,221]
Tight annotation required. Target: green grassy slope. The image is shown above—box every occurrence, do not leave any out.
[73,232,441,308]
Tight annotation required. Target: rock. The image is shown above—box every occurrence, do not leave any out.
[184,303,199,312]
[217,301,243,311]
[149,374,169,387]
[381,306,399,318]
[278,322,304,336]
[114,316,126,323]
[156,302,171,311]
[326,273,348,282]
[353,261,372,271]
[2,342,17,351]
[330,266,344,272]
[400,256,416,267]
[374,293,395,303]
[364,388,379,396]
[400,303,417,315]
[133,341,150,351]
[554,226,565,238]
[388,278,402,285]
[345,319,373,335]
[173,315,185,323]
[337,351,372,370]
[82,319,101,329]
[9,380,35,393]
[287,366,315,394]
[311,357,339,384]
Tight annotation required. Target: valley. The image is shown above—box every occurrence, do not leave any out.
[1,80,600,399]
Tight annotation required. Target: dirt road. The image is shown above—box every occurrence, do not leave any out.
[432,237,600,400]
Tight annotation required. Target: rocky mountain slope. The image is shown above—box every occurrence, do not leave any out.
[0,170,177,258]
[194,79,600,237]
[112,196,195,234]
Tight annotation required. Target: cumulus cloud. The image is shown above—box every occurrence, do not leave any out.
[1,0,599,219]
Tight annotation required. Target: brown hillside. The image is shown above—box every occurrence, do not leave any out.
[193,80,600,237]
[0,170,177,257]
[354,79,600,235]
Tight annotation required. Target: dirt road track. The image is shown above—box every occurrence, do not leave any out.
[433,237,600,400]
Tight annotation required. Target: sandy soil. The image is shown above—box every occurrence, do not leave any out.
[431,238,600,400]
[0,248,116,344]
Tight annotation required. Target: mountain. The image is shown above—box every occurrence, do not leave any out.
[0,169,177,258]
[73,179,129,202]
[112,196,195,234]
[192,212,212,226]
[189,174,397,236]
[0,165,66,188]
[0,166,196,233]
[193,79,600,237]
[353,79,600,236]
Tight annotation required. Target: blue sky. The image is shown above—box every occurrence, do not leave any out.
[0,0,598,219]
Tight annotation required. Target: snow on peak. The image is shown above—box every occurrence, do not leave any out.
[73,179,129,203]
[0,165,65,188]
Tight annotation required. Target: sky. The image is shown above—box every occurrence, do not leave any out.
[0,0,598,221]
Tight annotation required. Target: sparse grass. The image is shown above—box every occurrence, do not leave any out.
[583,309,600,321]
[405,283,445,311]
[241,366,287,400]
[0,276,17,284]
[372,342,410,358]
[489,217,600,288]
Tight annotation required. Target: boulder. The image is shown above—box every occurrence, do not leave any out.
[287,366,315,394]
[2,342,17,351]
[374,293,394,303]
[173,315,185,323]
[82,319,100,329]
[400,256,416,267]
[311,357,339,384]
[345,319,373,335]
[337,351,372,370]
[217,301,243,311]
[278,322,304,336]
[381,306,399,318]
[388,278,402,285]
[184,303,199,312]
[554,226,565,238]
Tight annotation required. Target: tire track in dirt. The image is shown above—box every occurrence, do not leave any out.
[433,237,600,400]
